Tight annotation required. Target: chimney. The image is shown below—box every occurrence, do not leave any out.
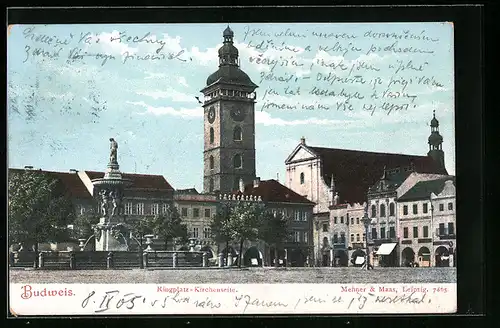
[300,136,306,145]
[239,178,245,193]
[253,177,261,188]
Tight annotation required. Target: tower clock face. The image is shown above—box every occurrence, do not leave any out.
[207,106,216,123]
[230,105,246,122]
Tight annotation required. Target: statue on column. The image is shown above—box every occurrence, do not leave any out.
[99,189,110,217]
[110,189,123,217]
[109,138,118,164]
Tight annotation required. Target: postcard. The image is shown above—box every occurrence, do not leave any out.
[8,20,456,315]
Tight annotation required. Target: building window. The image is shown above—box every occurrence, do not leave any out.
[203,227,211,239]
[413,226,419,238]
[350,217,354,225]
[389,203,395,216]
[356,217,360,224]
[204,208,211,218]
[136,203,144,215]
[380,204,386,217]
[209,178,214,192]
[151,203,159,216]
[125,202,133,215]
[323,236,329,246]
[423,226,429,238]
[209,156,214,170]
[350,234,354,242]
[362,233,366,241]
[448,202,453,210]
[389,227,395,238]
[403,205,408,215]
[412,204,418,214]
[181,207,188,217]
[403,227,409,238]
[333,217,337,224]
[448,222,455,235]
[193,208,200,217]
[333,234,338,243]
[340,233,345,243]
[294,211,300,221]
[192,227,199,238]
[233,154,242,169]
[439,203,444,211]
[356,234,360,242]
[233,126,242,141]
[423,203,428,214]
[439,223,445,235]
[380,227,386,239]
[304,232,308,243]
[209,128,214,144]
[371,228,377,240]
[162,203,168,214]
[79,206,86,215]
[340,216,344,224]
[300,172,305,184]
[322,223,328,232]
[371,204,376,217]
[294,231,300,242]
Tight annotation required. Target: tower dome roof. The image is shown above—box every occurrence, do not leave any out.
[430,110,439,127]
[206,66,256,87]
[428,132,443,144]
[218,43,239,57]
[223,26,234,38]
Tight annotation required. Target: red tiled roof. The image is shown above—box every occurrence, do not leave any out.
[85,171,174,191]
[233,179,315,205]
[8,168,92,199]
[307,146,448,204]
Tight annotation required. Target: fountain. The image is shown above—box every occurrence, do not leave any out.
[91,138,133,251]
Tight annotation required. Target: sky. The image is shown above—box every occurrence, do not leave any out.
[7,23,455,191]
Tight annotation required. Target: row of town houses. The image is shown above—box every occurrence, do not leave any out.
[9,124,455,268]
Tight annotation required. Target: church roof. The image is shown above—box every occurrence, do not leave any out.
[84,171,174,191]
[397,176,455,202]
[289,145,448,204]
[8,168,92,199]
[232,179,315,205]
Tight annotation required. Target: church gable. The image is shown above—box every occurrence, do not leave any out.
[285,146,317,164]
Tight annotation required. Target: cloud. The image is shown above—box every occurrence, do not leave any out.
[177,76,189,87]
[136,88,197,103]
[255,111,356,127]
[128,101,202,118]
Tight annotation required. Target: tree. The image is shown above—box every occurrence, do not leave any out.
[71,212,99,240]
[258,210,291,267]
[229,201,265,268]
[150,205,188,250]
[210,202,236,263]
[8,170,76,265]
[128,216,155,250]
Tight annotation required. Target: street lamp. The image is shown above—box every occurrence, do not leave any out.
[315,221,320,267]
[361,209,371,270]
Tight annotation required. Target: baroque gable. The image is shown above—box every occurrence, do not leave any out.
[285,145,318,164]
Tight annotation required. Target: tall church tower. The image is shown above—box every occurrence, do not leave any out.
[201,26,258,193]
[427,110,446,171]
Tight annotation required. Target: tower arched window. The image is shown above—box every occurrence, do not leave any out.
[209,128,214,144]
[300,172,305,184]
[209,178,214,192]
[371,204,376,218]
[389,203,395,216]
[209,155,214,170]
[233,126,242,141]
[233,154,242,169]
[380,204,386,217]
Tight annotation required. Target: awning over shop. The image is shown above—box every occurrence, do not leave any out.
[355,256,365,265]
[377,243,397,255]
